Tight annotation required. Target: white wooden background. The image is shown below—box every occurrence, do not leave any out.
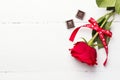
[0,0,120,80]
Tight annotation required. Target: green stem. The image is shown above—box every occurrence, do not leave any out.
[88,11,115,46]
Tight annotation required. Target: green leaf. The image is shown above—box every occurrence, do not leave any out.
[96,0,120,14]
[92,15,106,43]
[92,20,113,49]
[97,37,103,49]
[97,21,113,49]
[104,21,113,30]
[97,36,110,49]
[96,0,116,7]
[97,16,106,23]
[115,0,120,14]
[91,11,114,49]
[106,36,110,44]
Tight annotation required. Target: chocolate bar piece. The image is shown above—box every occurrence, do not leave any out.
[106,7,115,11]
[76,10,85,20]
[66,19,75,29]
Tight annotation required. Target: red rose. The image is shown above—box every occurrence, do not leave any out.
[70,41,97,66]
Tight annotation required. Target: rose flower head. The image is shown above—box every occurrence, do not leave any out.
[70,41,97,66]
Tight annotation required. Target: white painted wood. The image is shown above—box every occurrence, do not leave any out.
[0,0,120,80]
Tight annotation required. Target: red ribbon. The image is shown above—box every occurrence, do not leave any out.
[69,17,112,66]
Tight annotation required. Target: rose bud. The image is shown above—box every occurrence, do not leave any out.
[70,41,97,66]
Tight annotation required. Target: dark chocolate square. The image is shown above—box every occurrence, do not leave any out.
[66,19,75,29]
[76,10,85,20]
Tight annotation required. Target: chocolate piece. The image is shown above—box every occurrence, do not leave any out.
[66,19,75,29]
[106,7,115,11]
[76,10,85,20]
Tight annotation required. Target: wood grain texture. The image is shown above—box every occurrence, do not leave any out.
[0,0,120,80]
